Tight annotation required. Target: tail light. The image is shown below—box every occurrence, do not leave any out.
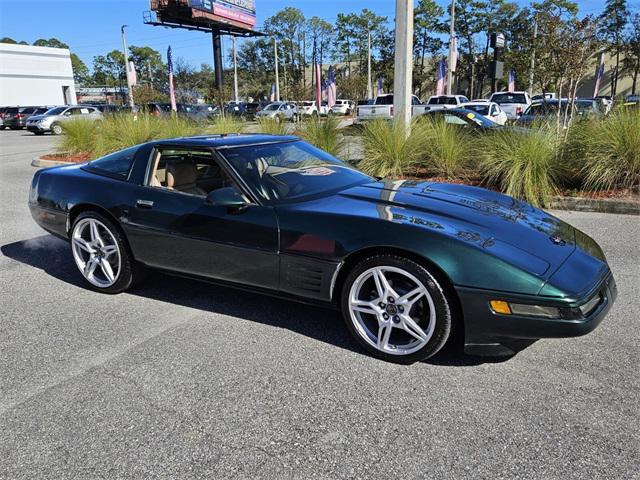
[516,106,522,117]
[390,106,395,116]
[16,114,25,119]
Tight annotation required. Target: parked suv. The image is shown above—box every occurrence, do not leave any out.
[329,99,355,116]
[26,105,103,135]
[255,101,298,122]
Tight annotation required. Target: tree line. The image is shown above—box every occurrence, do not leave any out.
[2,0,639,104]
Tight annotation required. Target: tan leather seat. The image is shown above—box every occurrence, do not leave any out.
[166,162,206,196]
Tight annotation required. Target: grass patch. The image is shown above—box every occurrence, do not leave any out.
[207,115,245,135]
[58,118,99,155]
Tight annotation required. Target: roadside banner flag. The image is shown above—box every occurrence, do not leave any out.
[593,62,605,97]
[508,69,516,93]
[167,46,177,112]
[321,79,328,102]
[270,83,276,102]
[327,65,337,108]
[315,62,322,110]
[129,61,137,87]
[436,59,446,96]
[376,76,384,97]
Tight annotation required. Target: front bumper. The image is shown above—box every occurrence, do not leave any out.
[457,271,617,356]
[27,123,50,132]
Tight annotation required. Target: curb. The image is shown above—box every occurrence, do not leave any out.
[31,155,76,168]
[549,196,639,216]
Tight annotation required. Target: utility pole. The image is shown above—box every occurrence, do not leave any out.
[120,25,135,109]
[447,0,456,95]
[212,30,224,91]
[367,30,373,100]
[528,13,538,96]
[393,0,414,136]
[232,36,239,102]
[274,38,280,102]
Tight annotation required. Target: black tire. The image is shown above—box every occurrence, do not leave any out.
[51,123,63,135]
[340,254,453,364]
[71,211,145,294]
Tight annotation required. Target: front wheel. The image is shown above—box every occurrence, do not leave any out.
[51,123,63,135]
[341,255,453,363]
[70,212,143,294]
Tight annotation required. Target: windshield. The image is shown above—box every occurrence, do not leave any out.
[465,104,490,115]
[264,104,280,111]
[44,107,66,115]
[492,93,527,104]
[221,141,373,203]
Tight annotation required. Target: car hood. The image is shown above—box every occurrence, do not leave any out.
[27,115,50,121]
[336,180,577,278]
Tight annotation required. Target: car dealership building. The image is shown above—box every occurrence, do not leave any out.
[0,43,77,106]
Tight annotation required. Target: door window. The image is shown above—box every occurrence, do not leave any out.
[146,148,243,199]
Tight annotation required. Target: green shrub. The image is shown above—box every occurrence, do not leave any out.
[359,119,427,178]
[257,117,290,135]
[415,118,474,179]
[58,118,99,155]
[479,127,563,207]
[296,116,344,157]
[579,108,640,191]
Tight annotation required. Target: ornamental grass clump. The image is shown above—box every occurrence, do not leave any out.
[257,117,291,135]
[296,116,345,157]
[579,108,640,192]
[415,118,474,180]
[359,119,427,178]
[207,115,245,135]
[58,118,99,156]
[479,126,563,207]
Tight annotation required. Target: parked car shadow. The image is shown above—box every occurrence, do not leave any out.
[2,234,515,366]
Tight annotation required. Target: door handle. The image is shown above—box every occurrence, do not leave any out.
[136,199,154,209]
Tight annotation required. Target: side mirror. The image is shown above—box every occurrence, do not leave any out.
[205,187,249,211]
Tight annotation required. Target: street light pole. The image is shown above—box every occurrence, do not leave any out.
[274,38,280,102]
[367,30,373,100]
[232,36,239,102]
[120,25,135,109]
[447,0,456,95]
[528,13,538,96]
[393,0,413,136]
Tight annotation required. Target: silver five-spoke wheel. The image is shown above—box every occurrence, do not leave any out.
[71,218,121,288]
[348,266,436,356]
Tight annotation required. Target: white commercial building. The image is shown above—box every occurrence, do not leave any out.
[0,43,77,106]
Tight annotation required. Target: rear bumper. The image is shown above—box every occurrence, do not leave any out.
[29,203,69,240]
[457,271,617,356]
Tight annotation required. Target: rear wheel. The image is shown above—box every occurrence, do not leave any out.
[70,212,143,294]
[341,255,452,363]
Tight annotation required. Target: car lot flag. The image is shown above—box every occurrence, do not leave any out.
[321,79,328,102]
[167,46,177,112]
[593,62,605,97]
[376,76,384,98]
[327,65,337,108]
[508,69,516,93]
[270,83,276,102]
[436,59,446,96]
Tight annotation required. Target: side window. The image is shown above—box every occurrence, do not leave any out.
[146,148,239,198]
[86,145,138,179]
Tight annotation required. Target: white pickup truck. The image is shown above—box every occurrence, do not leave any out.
[488,91,532,121]
[421,95,470,112]
[355,94,427,123]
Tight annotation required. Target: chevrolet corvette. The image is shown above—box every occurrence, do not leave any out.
[29,134,616,363]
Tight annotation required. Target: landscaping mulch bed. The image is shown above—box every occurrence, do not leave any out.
[40,152,91,163]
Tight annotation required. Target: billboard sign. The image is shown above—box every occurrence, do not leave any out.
[189,0,256,27]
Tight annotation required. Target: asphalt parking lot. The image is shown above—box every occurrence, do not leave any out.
[1,128,639,479]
